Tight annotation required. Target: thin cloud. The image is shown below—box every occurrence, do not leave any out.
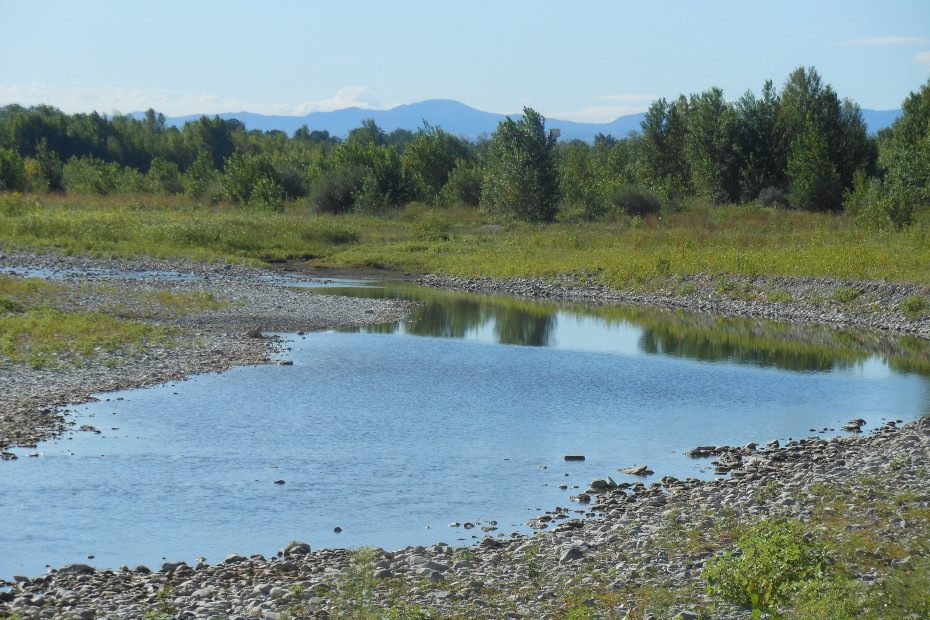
[840,36,930,46]
[0,84,385,116]
[915,50,930,71]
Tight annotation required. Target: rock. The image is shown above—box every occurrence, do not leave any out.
[563,455,585,461]
[224,554,246,564]
[619,465,653,476]
[560,547,585,562]
[273,479,286,484]
[282,541,311,556]
[161,561,187,572]
[57,563,96,575]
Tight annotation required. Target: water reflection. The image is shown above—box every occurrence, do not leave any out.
[303,280,930,377]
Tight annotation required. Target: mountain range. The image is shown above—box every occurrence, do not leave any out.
[138,99,901,142]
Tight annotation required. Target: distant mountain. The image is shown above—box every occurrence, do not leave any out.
[136,99,646,142]
[137,99,900,142]
[861,109,902,134]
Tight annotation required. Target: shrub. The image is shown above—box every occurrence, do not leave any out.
[310,164,367,214]
[62,156,121,195]
[757,186,790,209]
[607,185,662,218]
[0,148,28,191]
[899,295,929,320]
[439,158,483,207]
[145,158,183,195]
[703,518,830,616]
[414,209,452,241]
[0,192,39,217]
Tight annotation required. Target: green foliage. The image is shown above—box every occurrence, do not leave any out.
[686,87,741,204]
[403,121,472,203]
[414,209,452,241]
[439,158,483,207]
[223,151,285,211]
[182,151,222,202]
[832,286,862,304]
[0,192,39,216]
[481,107,559,222]
[899,295,929,320]
[0,147,27,191]
[787,115,842,211]
[703,518,830,616]
[333,141,412,211]
[606,185,661,218]
[142,585,177,620]
[144,157,183,195]
[338,547,377,620]
[62,155,122,195]
[310,164,368,214]
[756,186,789,209]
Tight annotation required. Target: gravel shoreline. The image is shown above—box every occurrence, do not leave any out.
[2,252,929,618]
[0,250,414,452]
[416,273,930,339]
[3,419,927,619]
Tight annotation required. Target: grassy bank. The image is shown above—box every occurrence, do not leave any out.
[2,193,929,289]
[0,273,222,368]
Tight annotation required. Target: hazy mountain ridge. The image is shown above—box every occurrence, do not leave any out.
[138,99,900,142]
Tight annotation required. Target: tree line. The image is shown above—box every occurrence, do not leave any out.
[0,67,927,228]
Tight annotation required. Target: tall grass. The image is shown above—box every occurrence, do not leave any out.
[2,193,929,286]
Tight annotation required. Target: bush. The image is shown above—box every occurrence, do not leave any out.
[704,519,830,616]
[439,159,483,207]
[899,295,929,320]
[414,209,452,241]
[757,186,790,209]
[607,185,662,218]
[844,170,914,229]
[62,156,121,195]
[0,148,27,192]
[310,164,367,214]
[145,158,183,195]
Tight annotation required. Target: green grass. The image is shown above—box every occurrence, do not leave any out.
[0,274,227,368]
[2,194,930,290]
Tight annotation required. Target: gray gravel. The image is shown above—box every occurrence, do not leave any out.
[0,250,414,451]
[2,418,927,619]
[418,273,930,339]
[2,251,929,618]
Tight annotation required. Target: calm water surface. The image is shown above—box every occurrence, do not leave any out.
[3,279,929,578]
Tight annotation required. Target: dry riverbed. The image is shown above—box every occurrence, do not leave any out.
[2,251,929,619]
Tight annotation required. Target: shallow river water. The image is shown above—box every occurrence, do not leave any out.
[2,279,929,578]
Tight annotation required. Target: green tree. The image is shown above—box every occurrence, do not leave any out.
[787,115,842,211]
[735,80,783,201]
[637,96,691,205]
[778,67,872,209]
[403,121,472,203]
[878,78,930,221]
[347,119,386,146]
[686,87,740,203]
[480,107,559,222]
[223,151,284,211]
[0,147,27,191]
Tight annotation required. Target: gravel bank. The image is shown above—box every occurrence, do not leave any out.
[0,250,414,451]
[3,253,929,618]
[2,418,927,619]
[417,273,930,339]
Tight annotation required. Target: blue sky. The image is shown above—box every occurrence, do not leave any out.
[1,0,928,122]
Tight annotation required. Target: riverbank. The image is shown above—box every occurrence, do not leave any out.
[2,417,927,619]
[0,250,414,452]
[417,273,930,340]
[2,251,929,618]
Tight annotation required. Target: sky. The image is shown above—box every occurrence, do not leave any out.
[1,0,928,123]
